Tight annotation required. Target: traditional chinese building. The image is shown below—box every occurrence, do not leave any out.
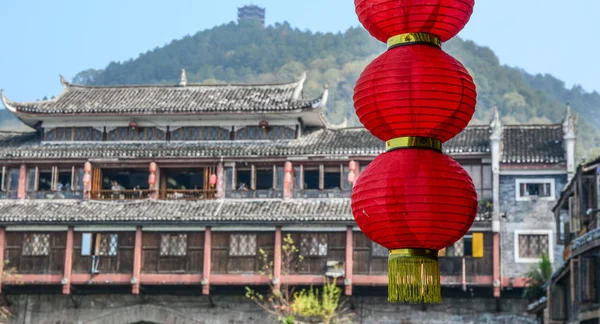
[0,73,575,323]
[238,5,266,27]
[530,155,600,323]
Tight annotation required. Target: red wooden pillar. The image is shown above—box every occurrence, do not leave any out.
[202,226,212,295]
[132,227,142,294]
[17,164,26,199]
[273,227,282,293]
[62,227,74,294]
[493,232,501,297]
[0,227,5,293]
[345,226,353,296]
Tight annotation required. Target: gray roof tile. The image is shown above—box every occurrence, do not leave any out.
[501,125,565,164]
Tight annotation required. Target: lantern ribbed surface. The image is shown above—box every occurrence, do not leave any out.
[350,0,478,304]
[351,149,477,251]
[353,45,477,142]
[355,0,475,43]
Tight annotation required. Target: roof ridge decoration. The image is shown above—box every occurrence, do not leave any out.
[490,105,502,141]
[292,71,307,100]
[59,74,70,88]
[563,103,578,139]
[180,69,188,87]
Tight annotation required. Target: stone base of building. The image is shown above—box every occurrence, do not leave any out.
[2,293,537,324]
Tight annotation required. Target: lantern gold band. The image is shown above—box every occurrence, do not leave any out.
[387,33,442,49]
[386,136,442,152]
[389,248,438,261]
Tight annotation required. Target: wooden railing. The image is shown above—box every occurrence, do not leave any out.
[159,189,216,200]
[90,190,152,200]
[0,191,18,199]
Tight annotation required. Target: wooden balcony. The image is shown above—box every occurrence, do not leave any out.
[90,189,152,200]
[89,189,217,201]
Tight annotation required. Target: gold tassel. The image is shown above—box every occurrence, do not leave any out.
[388,249,441,304]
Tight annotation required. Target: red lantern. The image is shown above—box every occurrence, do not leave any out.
[352,148,477,303]
[355,0,475,43]
[209,174,218,186]
[284,173,292,185]
[148,174,156,186]
[149,162,157,173]
[284,161,293,173]
[82,173,91,186]
[349,160,357,171]
[347,172,356,184]
[354,44,476,143]
[84,162,92,173]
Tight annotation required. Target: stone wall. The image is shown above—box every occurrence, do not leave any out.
[4,294,536,324]
[499,174,567,278]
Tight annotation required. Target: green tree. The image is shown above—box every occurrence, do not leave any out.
[523,254,553,303]
[245,234,352,324]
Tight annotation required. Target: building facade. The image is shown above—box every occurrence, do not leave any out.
[532,155,600,324]
[0,73,574,323]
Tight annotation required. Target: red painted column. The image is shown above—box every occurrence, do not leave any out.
[132,227,142,294]
[62,227,74,294]
[17,164,27,199]
[202,226,212,295]
[345,226,353,296]
[0,227,5,293]
[493,232,501,297]
[273,227,282,293]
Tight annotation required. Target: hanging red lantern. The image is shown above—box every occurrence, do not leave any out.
[284,161,293,173]
[209,174,218,186]
[84,162,92,173]
[149,162,157,173]
[352,146,477,303]
[349,160,357,171]
[354,44,476,143]
[82,173,91,186]
[347,172,356,184]
[148,174,156,186]
[355,0,475,43]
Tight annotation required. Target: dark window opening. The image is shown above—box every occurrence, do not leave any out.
[57,170,72,191]
[304,169,319,189]
[101,169,149,190]
[324,171,341,189]
[38,171,52,191]
[165,169,204,190]
[520,183,552,197]
[463,235,473,257]
[255,169,273,190]
[237,170,251,191]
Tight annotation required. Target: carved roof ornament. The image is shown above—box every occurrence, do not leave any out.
[180,69,187,87]
[59,74,70,88]
[563,103,577,138]
[490,105,502,140]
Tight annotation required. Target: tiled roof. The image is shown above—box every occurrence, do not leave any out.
[0,125,566,163]
[501,124,565,164]
[1,76,326,115]
[0,127,492,160]
[0,199,353,224]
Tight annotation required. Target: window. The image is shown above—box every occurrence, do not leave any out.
[516,179,555,201]
[439,233,484,258]
[371,242,388,257]
[235,126,295,140]
[236,169,251,190]
[22,234,50,256]
[303,169,320,190]
[515,231,552,263]
[581,257,598,302]
[107,127,165,141]
[323,166,341,190]
[160,234,187,256]
[1,167,19,193]
[170,126,230,141]
[229,234,257,256]
[81,233,118,256]
[300,233,328,256]
[463,165,493,200]
[255,169,274,190]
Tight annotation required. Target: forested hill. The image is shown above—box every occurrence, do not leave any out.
[23,20,600,157]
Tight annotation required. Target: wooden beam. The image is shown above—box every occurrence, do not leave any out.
[0,227,4,293]
[132,227,142,294]
[202,226,212,295]
[62,227,74,294]
[273,226,282,293]
[17,164,26,199]
[345,226,353,296]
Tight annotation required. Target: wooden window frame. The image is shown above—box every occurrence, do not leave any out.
[515,178,556,201]
[514,230,553,263]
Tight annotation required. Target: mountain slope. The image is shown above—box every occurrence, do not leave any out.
[6,20,600,158]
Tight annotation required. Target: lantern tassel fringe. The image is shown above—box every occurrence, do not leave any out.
[388,251,441,304]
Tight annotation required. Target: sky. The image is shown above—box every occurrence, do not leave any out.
[1,0,599,103]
